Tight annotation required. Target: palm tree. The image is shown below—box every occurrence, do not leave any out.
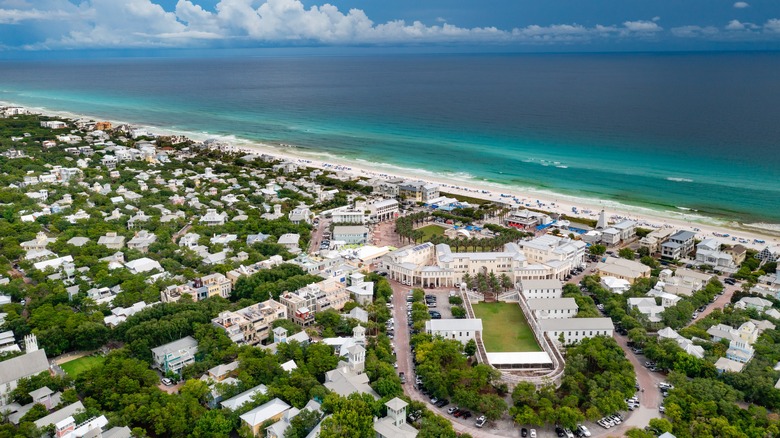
[488,272,500,296]
[500,273,513,291]
[462,273,473,290]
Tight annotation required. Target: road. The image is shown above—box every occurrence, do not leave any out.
[308,217,331,253]
[690,278,740,324]
[604,333,664,436]
[389,279,525,437]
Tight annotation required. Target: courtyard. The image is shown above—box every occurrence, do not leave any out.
[472,302,542,352]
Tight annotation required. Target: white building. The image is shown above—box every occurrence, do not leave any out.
[288,204,314,225]
[151,336,198,375]
[332,225,369,245]
[239,398,292,437]
[527,298,578,319]
[695,238,734,268]
[520,279,563,300]
[374,398,418,438]
[425,318,483,344]
[539,318,614,345]
[332,208,366,225]
[200,209,228,226]
[382,236,584,288]
[127,230,157,252]
[367,199,399,222]
[601,276,631,294]
[597,258,651,284]
[0,336,48,405]
[661,230,696,260]
[278,233,301,254]
[628,297,665,323]
[98,232,125,249]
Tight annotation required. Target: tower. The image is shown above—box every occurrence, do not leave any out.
[24,334,38,353]
[596,209,607,230]
[347,344,365,374]
[273,327,288,344]
[385,398,409,427]
[353,325,366,345]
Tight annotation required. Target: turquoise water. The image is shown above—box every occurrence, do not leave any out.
[0,53,778,226]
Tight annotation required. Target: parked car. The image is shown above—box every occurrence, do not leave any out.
[529,430,537,438]
[555,425,565,437]
[521,428,528,437]
[564,428,575,438]
[475,416,487,428]
[161,377,173,386]
[577,424,591,437]
[447,406,458,415]
[399,372,405,383]
[461,411,472,419]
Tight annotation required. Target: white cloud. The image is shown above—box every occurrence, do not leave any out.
[726,19,745,30]
[0,0,778,50]
[622,20,662,32]
[766,19,780,33]
[733,2,749,8]
[671,25,718,38]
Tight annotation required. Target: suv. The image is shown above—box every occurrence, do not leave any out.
[475,416,487,428]
[399,372,406,384]
[161,377,174,386]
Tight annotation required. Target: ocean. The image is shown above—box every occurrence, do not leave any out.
[1,51,779,227]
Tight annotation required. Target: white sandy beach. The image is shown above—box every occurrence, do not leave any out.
[5,101,779,251]
[228,142,779,252]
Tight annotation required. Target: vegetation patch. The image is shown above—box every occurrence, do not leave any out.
[472,302,541,352]
[416,224,446,241]
[60,355,105,377]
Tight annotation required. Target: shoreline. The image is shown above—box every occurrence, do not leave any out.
[4,100,779,250]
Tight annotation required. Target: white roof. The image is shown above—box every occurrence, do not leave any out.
[333,225,368,234]
[520,279,563,290]
[425,318,483,332]
[539,317,614,331]
[278,233,300,244]
[240,398,291,426]
[150,335,197,356]
[221,384,268,410]
[125,257,162,273]
[486,352,552,366]
[527,298,578,312]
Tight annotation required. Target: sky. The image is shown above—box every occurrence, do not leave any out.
[0,0,779,54]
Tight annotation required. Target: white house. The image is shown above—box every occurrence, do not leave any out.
[601,276,631,294]
[278,233,301,254]
[0,336,48,405]
[425,318,483,344]
[539,317,614,345]
[200,209,228,226]
[288,204,314,225]
[520,279,563,300]
[661,230,696,260]
[527,298,578,319]
[239,398,292,437]
[98,232,125,249]
[374,398,418,438]
[151,336,198,375]
[332,225,369,245]
[695,238,734,268]
[628,297,665,323]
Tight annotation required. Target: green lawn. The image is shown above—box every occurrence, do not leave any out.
[417,224,446,241]
[472,302,542,352]
[60,355,105,377]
